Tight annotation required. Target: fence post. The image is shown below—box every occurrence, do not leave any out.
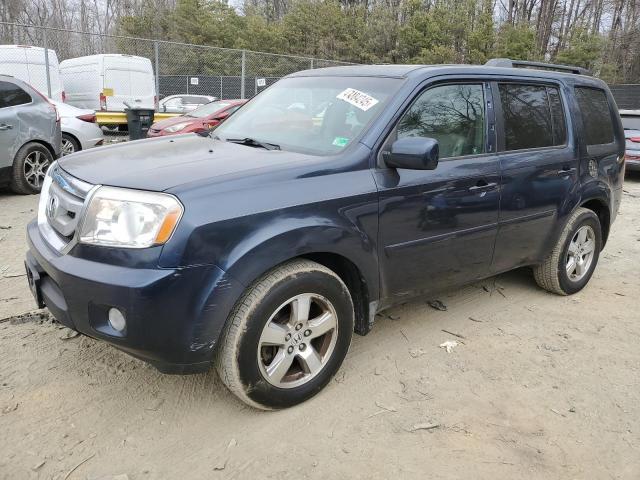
[310,58,314,69]
[42,27,52,98]
[153,41,160,100]
[240,50,246,99]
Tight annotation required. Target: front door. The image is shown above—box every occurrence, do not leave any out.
[375,81,500,301]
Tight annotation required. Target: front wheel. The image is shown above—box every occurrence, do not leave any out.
[533,207,602,295]
[215,259,354,409]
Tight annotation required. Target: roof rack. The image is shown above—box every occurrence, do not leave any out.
[485,58,591,76]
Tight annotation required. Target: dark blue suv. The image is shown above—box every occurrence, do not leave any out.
[25,59,625,409]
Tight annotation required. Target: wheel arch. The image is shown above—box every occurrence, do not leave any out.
[216,226,380,338]
[299,252,373,336]
[18,139,58,162]
[61,132,82,152]
[579,197,611,247]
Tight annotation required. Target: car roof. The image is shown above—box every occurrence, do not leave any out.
[0,73,30,88]
[288,64,601,85]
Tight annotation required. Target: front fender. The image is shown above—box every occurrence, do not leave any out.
[220,222,379,300]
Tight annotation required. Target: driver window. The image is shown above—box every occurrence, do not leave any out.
[394,84,486,160]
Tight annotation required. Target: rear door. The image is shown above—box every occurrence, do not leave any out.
[491,80,577,272]
[0,80,32,168]
[102,56,155,111]
[103,65,131,111]
[376,80,500,299]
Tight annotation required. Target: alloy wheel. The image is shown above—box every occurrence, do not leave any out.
[23,150,50,189]
[566,225,596,282]
[61,138,76,156]
[257,293,338,389]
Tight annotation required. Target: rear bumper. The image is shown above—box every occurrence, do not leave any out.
[26,220,246,374]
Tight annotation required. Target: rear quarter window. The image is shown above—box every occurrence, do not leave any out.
[0,81,32,108]
[575,87,615,145]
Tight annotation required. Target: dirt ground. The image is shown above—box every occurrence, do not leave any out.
[1,175,639,480]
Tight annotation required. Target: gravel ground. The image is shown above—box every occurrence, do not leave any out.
[1,175,639,480]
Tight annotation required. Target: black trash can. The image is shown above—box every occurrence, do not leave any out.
[125,108,155,140]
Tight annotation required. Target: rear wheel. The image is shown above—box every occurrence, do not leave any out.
[61,134,80,156]
[215,259,354,409]
[10,142,53,194]
[533,207,602,295]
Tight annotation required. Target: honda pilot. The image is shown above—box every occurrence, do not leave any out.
[25,59,625,409]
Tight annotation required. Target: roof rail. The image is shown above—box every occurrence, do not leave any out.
[485,58,591,76]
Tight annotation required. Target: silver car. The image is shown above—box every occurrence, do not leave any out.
[0,75,61,193]
[158,94,216,113]
[50,100,104,156]
[620,110,640,172]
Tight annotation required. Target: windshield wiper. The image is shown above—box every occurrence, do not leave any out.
[226,137,280,151]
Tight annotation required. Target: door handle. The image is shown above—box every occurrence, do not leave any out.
[0,123,13,131]
[469,181,497,192]
[557,167,576,176]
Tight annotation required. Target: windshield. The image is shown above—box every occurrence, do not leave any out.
[189,101,232,118]
[215,76,403,155]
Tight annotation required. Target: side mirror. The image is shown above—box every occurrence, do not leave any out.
[385,137,439,170]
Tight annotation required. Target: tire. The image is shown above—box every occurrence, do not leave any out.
[61,134,81,156]
[215,259,354,410]
[533,207,602,295]
[10,142,54,195]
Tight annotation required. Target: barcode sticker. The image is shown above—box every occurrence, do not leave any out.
[336,88,379,111]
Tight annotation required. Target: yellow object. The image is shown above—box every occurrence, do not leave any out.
[154,208,183,244]
[102,88,114,96]
[95,111,181,125]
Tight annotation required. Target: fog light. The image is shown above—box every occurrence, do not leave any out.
[108,308,126,332]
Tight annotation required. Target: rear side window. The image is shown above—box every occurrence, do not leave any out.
[575,87,614,145]
[0,81,32,108]
[498,83,566,151]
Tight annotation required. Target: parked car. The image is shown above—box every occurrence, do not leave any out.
[158,94,216,113]
[25,60,625,409]
[60,54,156,112]
[147,99,246,137]
[620,109,640,172]
[0,75,60,194]
[0,45,65,101]
[50,100,104,156]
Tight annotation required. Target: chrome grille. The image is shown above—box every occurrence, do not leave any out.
[38,163,95,253]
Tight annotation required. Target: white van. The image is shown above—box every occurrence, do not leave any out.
[0,45,65,101]
[60,54,156,112]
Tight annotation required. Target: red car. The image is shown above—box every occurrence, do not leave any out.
[147,99,247,137]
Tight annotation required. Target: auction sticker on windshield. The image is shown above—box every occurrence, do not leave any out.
[337,88,379,111]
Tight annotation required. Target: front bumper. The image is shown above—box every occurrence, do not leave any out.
[26,220,245,374]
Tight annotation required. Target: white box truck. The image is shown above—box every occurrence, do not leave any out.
[0,45,65,101]
[60,54,156,111]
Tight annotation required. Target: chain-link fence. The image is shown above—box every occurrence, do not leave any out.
[0,22,355,103]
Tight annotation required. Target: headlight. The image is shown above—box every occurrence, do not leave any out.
[37,161,56,226]
[79,186,183,248]
[164,122,191,133]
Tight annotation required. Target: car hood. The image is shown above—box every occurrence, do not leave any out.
[58,134,316,192]
[150,115,198,130]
